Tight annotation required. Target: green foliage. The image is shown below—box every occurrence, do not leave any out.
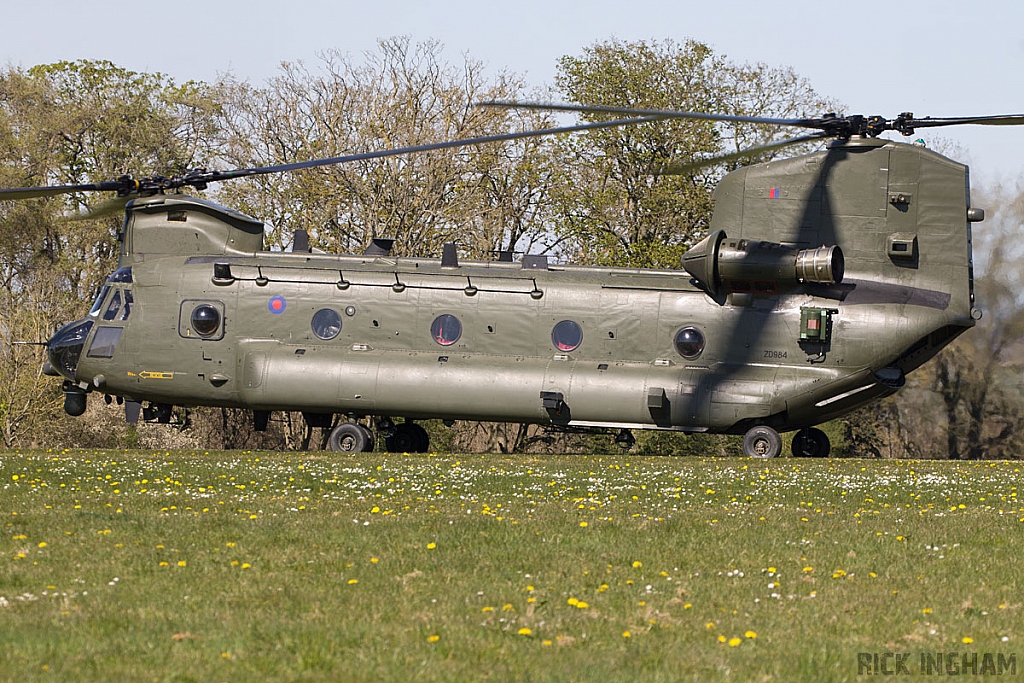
[549,38,835,268]
[2,452,1022,681]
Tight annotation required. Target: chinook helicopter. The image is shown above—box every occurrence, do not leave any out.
[2,103,1021,457]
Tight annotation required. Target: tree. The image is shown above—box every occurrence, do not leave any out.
[0,60,224,447]
[217,37,558,260]
[550,38,837,267]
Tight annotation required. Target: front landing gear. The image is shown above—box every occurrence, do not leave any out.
[791,427,831,458]
[742,425,782,458]
[327,422,375,452]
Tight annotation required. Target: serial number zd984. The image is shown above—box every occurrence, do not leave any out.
[763,350,788,359]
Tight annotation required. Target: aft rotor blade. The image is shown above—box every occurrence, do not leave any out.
[200,115,666,184]
[657,132,831,175]
[899,114,1024,129]
[478,100,818,130]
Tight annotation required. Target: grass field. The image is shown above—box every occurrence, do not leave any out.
[1,450,1022,682]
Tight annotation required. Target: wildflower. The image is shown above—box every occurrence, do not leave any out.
[347,579,358,585]
[426,542,436,549]
[579,522,588,528]
[427,635,440,642]
[632,561,642,568]
[745,631,757,639]
[482,606,494,613]
[567,598,579,606]
[962,636,973,644]
[622,631,631,638]
[502,603,513,612]
[517,627,532,636]
[728,637,741,647]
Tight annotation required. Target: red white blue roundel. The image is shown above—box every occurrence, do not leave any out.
[268,296,287,314]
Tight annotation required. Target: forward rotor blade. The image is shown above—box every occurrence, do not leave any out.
[198,115,666,184]
[0,180,127,201]
[657,132,831,175]
[478,100,818,130]
[66,196,133,221]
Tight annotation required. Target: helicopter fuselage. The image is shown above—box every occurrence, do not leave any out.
[47,137,982,454]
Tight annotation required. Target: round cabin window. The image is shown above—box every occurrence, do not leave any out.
[430,314,462,346]
[311,308,342,340]
[551,320,583,352]
[674,326,705,359]
[191,304,221,337]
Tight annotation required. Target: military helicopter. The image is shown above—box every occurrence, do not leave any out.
[2,103,1021,457]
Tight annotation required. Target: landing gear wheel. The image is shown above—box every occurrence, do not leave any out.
[791,427,831,458]
[328,422,373,453]
[386,422,430,453]
[743,425,782,459]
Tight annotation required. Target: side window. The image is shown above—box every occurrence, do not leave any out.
[311,308,342,340]
[551,320,583,352]
[430,314,462,346]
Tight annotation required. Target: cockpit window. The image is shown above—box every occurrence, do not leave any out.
[103,290,123,321]
[89,285,111,318]
[119,290,133,321]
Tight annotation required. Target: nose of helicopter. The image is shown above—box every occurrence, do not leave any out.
[46,318,94,381]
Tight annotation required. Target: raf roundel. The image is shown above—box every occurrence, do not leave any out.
[268,295,287,314]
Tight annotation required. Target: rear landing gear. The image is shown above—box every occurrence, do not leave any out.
[327,422,375,452]
[385,422,430,453]
[792,427,831,458]
[742,425,782,458]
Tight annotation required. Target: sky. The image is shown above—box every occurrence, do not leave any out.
[2,0,1022,187]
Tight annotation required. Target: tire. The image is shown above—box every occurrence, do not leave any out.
[791,427,831,458]
[386,422,430,453]
[328,422,369,452]
[743,425,782,459]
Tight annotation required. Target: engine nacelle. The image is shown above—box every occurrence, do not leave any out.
[682,229,843,300]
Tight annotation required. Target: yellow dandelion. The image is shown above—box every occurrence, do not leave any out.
[427,635,440,643]
[745,630,757,639]
[632,561,642,568]
[567,598,579,606]
[241,563,251,569]
[579,521,588,527]
[575,601,589,609]
[622,631,631,638]
[502,603,514,612]
[159,561,169,567]
[922,608,933,614]
[37,542,47,548]
[684,603,692,609]
[177,560,186,567]
[426,542,436,549]
[542,640,552,647]
[517,627,532,636]
[728,637,742,647]
[962,636,974,644]
[718,635,727,643]
[370,557,379,563]
[348,578,358,585]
